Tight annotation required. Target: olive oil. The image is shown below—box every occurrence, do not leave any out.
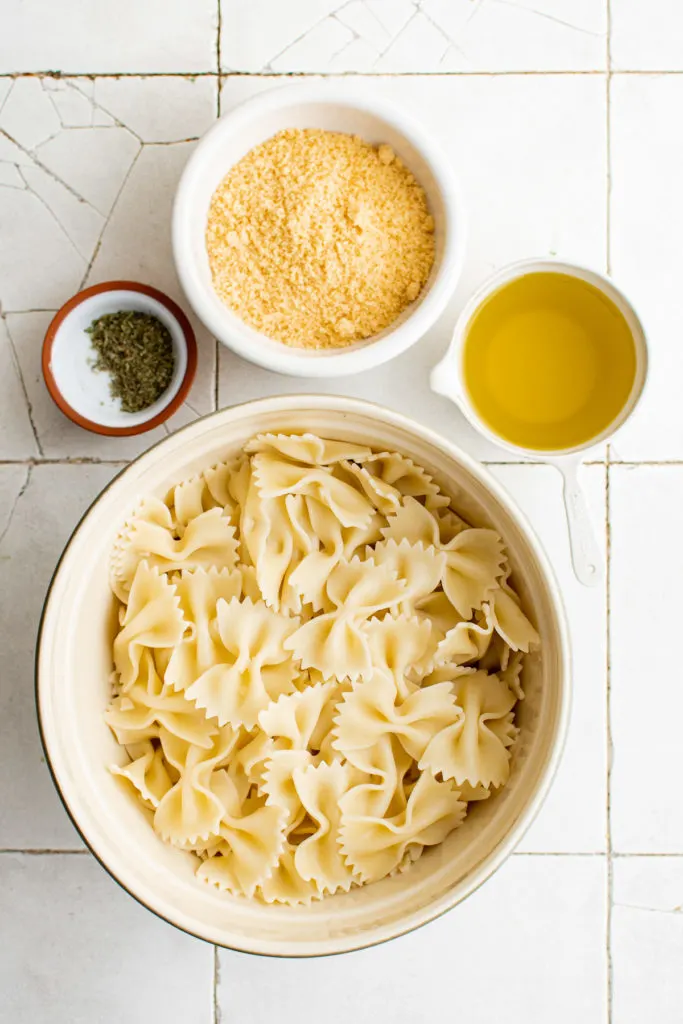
[462,272,637,451]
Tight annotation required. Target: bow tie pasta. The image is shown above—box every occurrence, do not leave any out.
[106,432,539,904]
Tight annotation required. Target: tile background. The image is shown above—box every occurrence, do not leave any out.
[1,1,681,1021]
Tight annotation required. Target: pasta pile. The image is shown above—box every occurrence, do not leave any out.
[106,432,540,904]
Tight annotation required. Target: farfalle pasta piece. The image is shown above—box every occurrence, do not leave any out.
[292,760,358,894]
[165,567,242,693]
[491,583,540,653]
[110,498,175,601]
[258,680,335,751]
[245,432,372,466]
[261,750,313,829]
[433,603,496,668]
[106,670,218,750]
[340,770,465,883]
[419,670,518,788]
[197,793,287,898]
[382,497,505,617]
[258,844,323,905]
[371,538,446,608]
[252,452,374,529]
[153,726,240,844]
[336,459,402,515]
[112,505,239,601]
[333,670,461,763]
[357,451,447,507]
[184,597,299,729]
[287,497,345,610]
[239,462,312,613]
[364,614,434,696]
[285,557,405,681]
[110,742,173,809]
[113,562,186,692]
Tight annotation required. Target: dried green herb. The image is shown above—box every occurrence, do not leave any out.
[87,310,175,413]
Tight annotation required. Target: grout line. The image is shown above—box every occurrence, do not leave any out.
[216,0,222,115]
[213,946,221,1024]
[606,0,613,277]
[2,69,683,81]
[0,458,129,466]
[607,460,683,466]
[605,448,614,1024]
[0,848,90,855]
[0,69,609,80]
[513,851,606,857]
[3,847,682,857]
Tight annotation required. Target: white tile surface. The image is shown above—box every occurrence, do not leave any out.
[0,0,681,1018]
[218,73,606,462]
[217,855,608,1024]
[0,0,217,73]
[491,464,607,853]
[612,858,683,1024]
[0,464,118,849]
[610,74,683,460]
[0,853,214,1023]
[611,0,683,70]
[0,76,216,459]
[610,466,683,852]
[220,0,606,72]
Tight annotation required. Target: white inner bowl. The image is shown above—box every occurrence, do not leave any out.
[173,82,464,378]
[49,290,189,429]
[37,396,569,957]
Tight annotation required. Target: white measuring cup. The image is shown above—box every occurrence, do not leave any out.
[430,259,648,587]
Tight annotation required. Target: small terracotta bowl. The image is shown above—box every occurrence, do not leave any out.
[42,281,197,437]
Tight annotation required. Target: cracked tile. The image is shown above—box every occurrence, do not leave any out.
[0,854,214,1023]
[270,16,355,72]
[0,0,216,73]
[92,77,217,144]
[0,185,86,310]
[0,464,121,849]
[218,73,605,461]
[42,78,112,128]
[220,0,341,73]
[0,318,40,458]
[19,163,105,260]
[0,79,12,111]
[0,76,215,456]
[219,0,605,71]
[426,0,606,72]
[612,858,683,1024]
[0,77,62,150]
[36,127,140,215]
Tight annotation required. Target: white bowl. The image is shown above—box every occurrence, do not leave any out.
[37,396,569,957]
[173,82,465,378]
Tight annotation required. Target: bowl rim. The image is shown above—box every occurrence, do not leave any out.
[35,394,571,956]
[42,280,198,436]
[172,80,466,378]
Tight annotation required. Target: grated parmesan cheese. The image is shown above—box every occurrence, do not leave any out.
[206,128,436,350]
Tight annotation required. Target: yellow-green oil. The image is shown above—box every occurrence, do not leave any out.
[462,272,637,451]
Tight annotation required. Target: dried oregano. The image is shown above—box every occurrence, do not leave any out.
[87,310,175,413]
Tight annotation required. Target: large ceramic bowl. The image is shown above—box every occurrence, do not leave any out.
[173,81,465,378]
[36,396,569,957]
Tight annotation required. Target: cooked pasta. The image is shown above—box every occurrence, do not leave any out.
[106,432,540,904]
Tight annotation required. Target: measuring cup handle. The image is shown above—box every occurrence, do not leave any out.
[555,456,603,587]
